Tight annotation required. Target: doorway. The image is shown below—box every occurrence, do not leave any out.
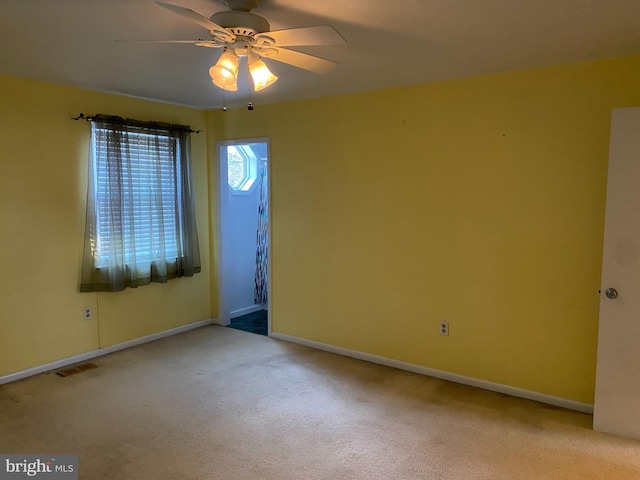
[217,138,270,336]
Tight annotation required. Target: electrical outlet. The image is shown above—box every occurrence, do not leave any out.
[83,307,92,320]
[440,321,449,336]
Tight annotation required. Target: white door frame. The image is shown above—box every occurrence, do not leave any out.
[215,138,272,335]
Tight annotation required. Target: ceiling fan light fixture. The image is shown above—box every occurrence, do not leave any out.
[248,55,278,91]
[209,49,240,90]
[210,66,238,91]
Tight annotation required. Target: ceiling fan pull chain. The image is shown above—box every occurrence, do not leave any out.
[247,64,254,111]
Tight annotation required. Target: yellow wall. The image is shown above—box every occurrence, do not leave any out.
[3,54,640,404]
[0,75,211,376]
[206,112,225,320]
[213,55,640,403]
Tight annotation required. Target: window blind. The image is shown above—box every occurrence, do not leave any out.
[93,128,180,267]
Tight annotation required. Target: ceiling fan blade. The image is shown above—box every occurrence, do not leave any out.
[255,26,346,47]
[268,48,338,74]
[116,39,208,44]
[115,39,225,48]
[156,2,234,42]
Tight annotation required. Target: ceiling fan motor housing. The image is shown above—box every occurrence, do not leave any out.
[223,0,260,12]
[211,11,270,36]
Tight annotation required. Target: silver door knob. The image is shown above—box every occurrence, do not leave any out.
[605,288,619,299]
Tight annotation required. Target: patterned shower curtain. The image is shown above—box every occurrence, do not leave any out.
[254,160,268,305]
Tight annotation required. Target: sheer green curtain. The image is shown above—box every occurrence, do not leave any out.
[80,115,201,292]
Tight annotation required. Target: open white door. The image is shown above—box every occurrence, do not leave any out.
[594,107,640,439]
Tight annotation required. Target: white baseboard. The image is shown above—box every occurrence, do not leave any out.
[0,318,214,386]
[230,304,266,319]
[270,332,594,414]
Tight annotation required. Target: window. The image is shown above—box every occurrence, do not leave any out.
[227,145,257,193]
[80,115,201,292]
[93,129,179,267]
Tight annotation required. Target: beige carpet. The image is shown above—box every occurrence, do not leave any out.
[1,325,639,479]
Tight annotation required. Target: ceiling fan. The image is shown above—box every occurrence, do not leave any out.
[154,0,346,92]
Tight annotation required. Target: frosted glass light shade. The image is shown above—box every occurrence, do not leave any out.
[210,65,238,91]
[210,49,239,91]
[249,57,278,91]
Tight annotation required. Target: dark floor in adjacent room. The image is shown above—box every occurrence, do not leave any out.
[227,309,268,336]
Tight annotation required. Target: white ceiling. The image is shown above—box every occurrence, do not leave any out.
[2,0,640,110]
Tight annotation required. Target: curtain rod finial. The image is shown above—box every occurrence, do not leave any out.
[72,113,93,121]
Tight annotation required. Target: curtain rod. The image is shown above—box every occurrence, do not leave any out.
[71,113,202,134]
